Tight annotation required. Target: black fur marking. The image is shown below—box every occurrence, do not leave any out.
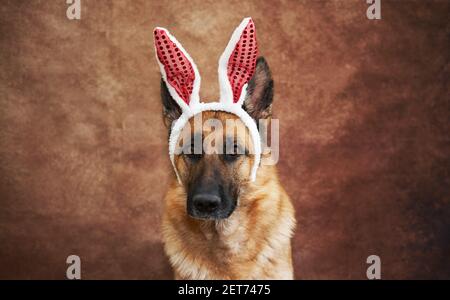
[245,57,274,121]
[160,79,182,133]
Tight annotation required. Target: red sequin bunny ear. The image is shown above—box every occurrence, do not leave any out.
[218,18,258,105]
[154,28,201,111]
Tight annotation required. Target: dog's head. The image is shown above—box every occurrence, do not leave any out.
[155,18,274,220]
[161,57,273,220]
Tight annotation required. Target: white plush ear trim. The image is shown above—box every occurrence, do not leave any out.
[217,17,252,105]
[169,102,261,184]
[154,27,201,112]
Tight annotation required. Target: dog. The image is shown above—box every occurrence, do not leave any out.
[154,18,295,280]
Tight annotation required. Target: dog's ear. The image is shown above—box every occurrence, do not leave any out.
[161,79,182,129]
[154,27,201,129]
[243,57,274,120]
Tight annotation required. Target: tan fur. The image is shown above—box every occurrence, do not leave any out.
[162,111,296,280]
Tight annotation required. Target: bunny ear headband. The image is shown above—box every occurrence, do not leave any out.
[154,17,261,184]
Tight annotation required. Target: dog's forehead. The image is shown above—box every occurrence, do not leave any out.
[176,111,253,150]
[187,111,247,135]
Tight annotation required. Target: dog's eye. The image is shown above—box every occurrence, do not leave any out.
[184,145,202,163]
[222,144,242,162]
[186,153,202,162]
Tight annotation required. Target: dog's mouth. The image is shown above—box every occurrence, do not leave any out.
[187,194,237,220]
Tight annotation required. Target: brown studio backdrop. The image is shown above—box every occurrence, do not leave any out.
[0,0,449,279]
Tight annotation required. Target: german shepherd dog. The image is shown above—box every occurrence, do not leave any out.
[155,21,295,280]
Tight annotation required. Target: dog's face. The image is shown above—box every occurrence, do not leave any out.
[176,112,254,219]
[161,57,274,220]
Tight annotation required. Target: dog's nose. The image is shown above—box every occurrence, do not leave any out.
[192,194,221,214]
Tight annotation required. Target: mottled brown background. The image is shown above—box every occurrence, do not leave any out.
[0,0,449,279]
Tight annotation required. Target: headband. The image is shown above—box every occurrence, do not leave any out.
[153,17,261,184]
